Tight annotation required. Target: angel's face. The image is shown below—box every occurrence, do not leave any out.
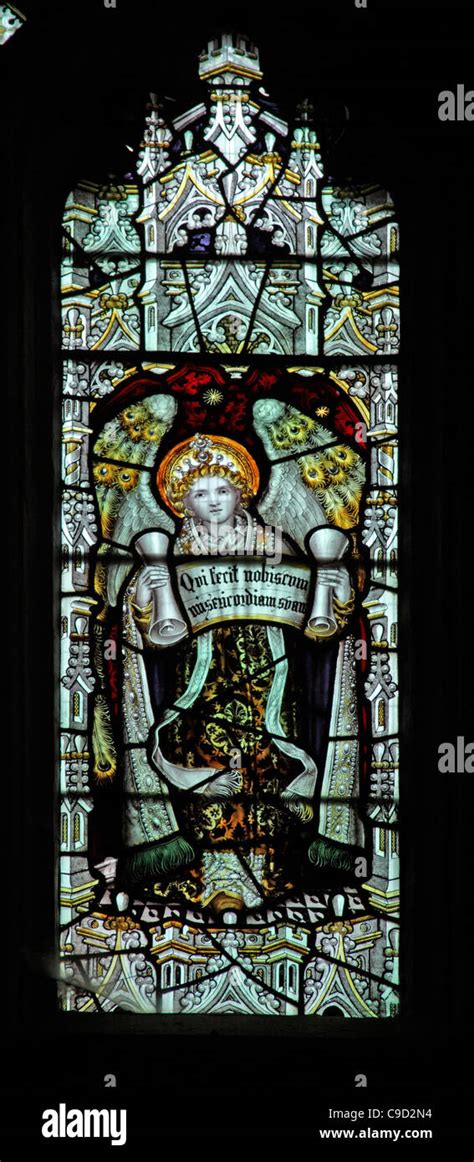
[185,475,240,525]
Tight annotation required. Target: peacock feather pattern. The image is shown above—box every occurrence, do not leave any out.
[253,399,365,546]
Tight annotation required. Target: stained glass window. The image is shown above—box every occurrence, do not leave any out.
[59,33,399,1018]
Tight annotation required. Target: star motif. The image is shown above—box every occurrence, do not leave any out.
[315,405,330,417]
[202,388,224,406]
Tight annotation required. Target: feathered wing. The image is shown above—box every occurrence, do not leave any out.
[253,398,365,548]
[93,394,177,610]
[252,399,367,854]
[91,393,177,783]
[256,457,326,549]
[106,473,175,606]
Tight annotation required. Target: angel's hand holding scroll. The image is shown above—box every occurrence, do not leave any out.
[306,527,351,637]
[135,565,169,608]
[134,531,188,647]
[317,565,352,605]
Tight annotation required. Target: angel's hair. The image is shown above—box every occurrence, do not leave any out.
[172,463,252,512]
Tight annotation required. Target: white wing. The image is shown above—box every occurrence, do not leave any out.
[257,458,325,550]
[108,474,175,606]
[93,393,177,607]
[254,398,328,548]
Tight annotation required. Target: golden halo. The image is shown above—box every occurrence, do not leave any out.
[157,433,260,517]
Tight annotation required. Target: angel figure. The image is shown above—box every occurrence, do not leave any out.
[91,393,367,915]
